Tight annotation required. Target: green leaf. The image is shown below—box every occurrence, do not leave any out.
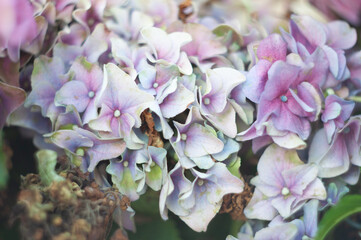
[315,194,361,240]
[128,218,181,240]
[131,190,160,216]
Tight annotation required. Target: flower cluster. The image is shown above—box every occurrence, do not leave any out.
[1,0,361,238]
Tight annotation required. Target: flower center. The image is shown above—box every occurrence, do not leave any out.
[75,148,85,157]
[88,91,95,98]
[150,162,156,167]
[181,133,187,141]
[88,18,95,26]
[153,82,159,88]
[197,179,204,186]
[203,97,210,105]
[113,109,121,118]
[343,127,350,134]
[281,187,290,196]
[280,95,288,102]
[123,161,129,167]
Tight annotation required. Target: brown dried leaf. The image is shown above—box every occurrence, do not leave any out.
[220,181,253,221]
[178,0,193,23]
[140,109,164,148]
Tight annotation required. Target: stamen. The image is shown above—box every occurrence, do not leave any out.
[281,187,290,196]
[280,95,288,102]
[181,133,187,141]
[203,97,210,105]
[88,91,95,98]
[88,18,95,26]
[114,110,121,118]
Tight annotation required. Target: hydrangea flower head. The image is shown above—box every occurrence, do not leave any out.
[89,63,154,138]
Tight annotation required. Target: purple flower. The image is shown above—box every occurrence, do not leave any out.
[243,34,287,103]
[55,57,103,124]
[284,15,357,82]
[160,163,244,232]
[141,146,168,191]
[347,50,361,89]
[0,0,37,62]
[321,94,354,143]
[89,63,154,138]
[139,66,195,119]
[292,200,319,239]
[199,67,245,138]
[309,116,361,182]
[105,8,154,41]
[49,126,126,172]
[212,132,240,162]
[25,56,68,124]
[111,37,149,79]
[8,105,51,134]
[238,61,322,149]
[171,106,224,169]
[310,0,361,26]
[229,83,255,125]
[107,149,147,201]
[53,0,78,24]
[54,105,83,131]
[244,144,326,220]
[138,65,179,97]
[320,180,349,210]
[73,0,106,33]
[251,200,319,240]
[54,24,109,66]
[170,22,227,70]
[158,82,195,119]
[130,0,178,28]
[159,163,192,220]
[254,220,299,240]
[141,27,193,75]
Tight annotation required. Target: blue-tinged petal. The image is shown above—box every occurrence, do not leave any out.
[25,56,67,123]
[184,123,224,158]
[162,164,193,217]
[159,82,194,118]
[203,102,238,138]
[144,146,167,191]
[54,105,83,130]
[271,195,297,218]
[190,155,215,170]
[257,144,303,189]
[212,132,240,161]
[254,222,298,240]
[49,129,93,153]
[55,80,89,112]
[303,200,319,238]
[8,105,51,134]
[89,63,154,137]
[244,189,278,221]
